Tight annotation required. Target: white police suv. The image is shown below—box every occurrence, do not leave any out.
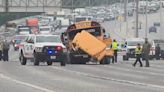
[19,34,67,66]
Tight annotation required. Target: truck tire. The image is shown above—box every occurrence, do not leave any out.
[100,58,105,64]
[20,53,27,65]
[69,54,77,64]
[100,57,110,65]
[69,53,87,64]
[60,61,66,66]
[47,61,53,66]
[105,56,111,64]
[34,54,39,66]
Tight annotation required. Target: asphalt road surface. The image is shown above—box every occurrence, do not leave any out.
[0,44,164,92]
[1,8,164,92]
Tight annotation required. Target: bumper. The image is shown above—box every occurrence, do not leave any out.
[14,47,19,50]
[35,52,66,62]
[126,53,135,58]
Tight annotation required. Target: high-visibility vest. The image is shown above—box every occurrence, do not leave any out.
[135,47,142,55]
[112,42,118,50]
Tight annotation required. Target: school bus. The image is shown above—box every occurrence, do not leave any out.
[63,21,113,64]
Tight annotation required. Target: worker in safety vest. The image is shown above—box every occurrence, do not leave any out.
[133,43,143,67]
[112,39,118,63]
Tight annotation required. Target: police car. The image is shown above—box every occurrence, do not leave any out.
[19,34,67,66]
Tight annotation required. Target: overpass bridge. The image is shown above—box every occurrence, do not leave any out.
[0,0,61,13]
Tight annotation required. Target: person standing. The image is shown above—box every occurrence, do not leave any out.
[112,39,118,63]
[2,39,10,61]
[133,43,142,67]
[142,38,151,67]
[155,44,161,60]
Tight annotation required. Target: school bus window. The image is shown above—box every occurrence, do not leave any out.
[68,27,101,40]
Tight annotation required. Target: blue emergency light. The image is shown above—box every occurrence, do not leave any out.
[47,50,55,55]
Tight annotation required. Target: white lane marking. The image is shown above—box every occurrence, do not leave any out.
[52,67,164,89]
[0,74,56,92]
[102,65,164,77]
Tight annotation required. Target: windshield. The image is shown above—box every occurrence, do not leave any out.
[75,17,87,22]
[127,41,144,46]
[15,36,27,40]
[40,28,50,31]
[68,27,101,40]
[15,40,21,44]
[18,28,30,32]
[36,36,61,43]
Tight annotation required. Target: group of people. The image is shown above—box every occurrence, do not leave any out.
[0,38,10,61]
[133,38,151,67]
[111,38,151,67]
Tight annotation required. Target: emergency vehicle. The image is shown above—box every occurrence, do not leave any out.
[19,34,66,66]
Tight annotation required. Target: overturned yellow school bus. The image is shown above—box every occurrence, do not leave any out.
[63,21,113,64]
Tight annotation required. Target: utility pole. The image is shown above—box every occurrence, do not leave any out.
[135,0,139,38]
[5,0,9,12]
[43,0,45,14]
[89,0,91,6]
[25,0,28,16]
[124,0,127,22]
[71,0,75,23]
[124,0,128,37]
[145,0,148,38]
[160,0,162,39]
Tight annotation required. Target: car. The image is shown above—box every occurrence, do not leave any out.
[152,39,164,59]
[149,26,157,33]
[12,35,27,51]
[160,43,164,59]
[19,34,67,66]
[38,25,53,34]
[16,26,31,35]
[154,22,160,27]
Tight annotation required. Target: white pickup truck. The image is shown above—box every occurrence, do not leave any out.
[19,34,67,66]
[122,38,145,60]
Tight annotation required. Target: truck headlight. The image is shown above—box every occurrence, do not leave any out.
[35,47,42,52]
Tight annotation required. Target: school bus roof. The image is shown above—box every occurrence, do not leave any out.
[66,21,101,33]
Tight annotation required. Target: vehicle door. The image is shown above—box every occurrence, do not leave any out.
[23,36,35,58]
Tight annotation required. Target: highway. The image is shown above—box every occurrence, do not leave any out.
[0,6,164,92]
[0,46,164,92]
[102,8,164,41]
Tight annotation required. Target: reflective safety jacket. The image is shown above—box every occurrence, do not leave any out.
[112,42,118,50]
[135,47,142,55]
